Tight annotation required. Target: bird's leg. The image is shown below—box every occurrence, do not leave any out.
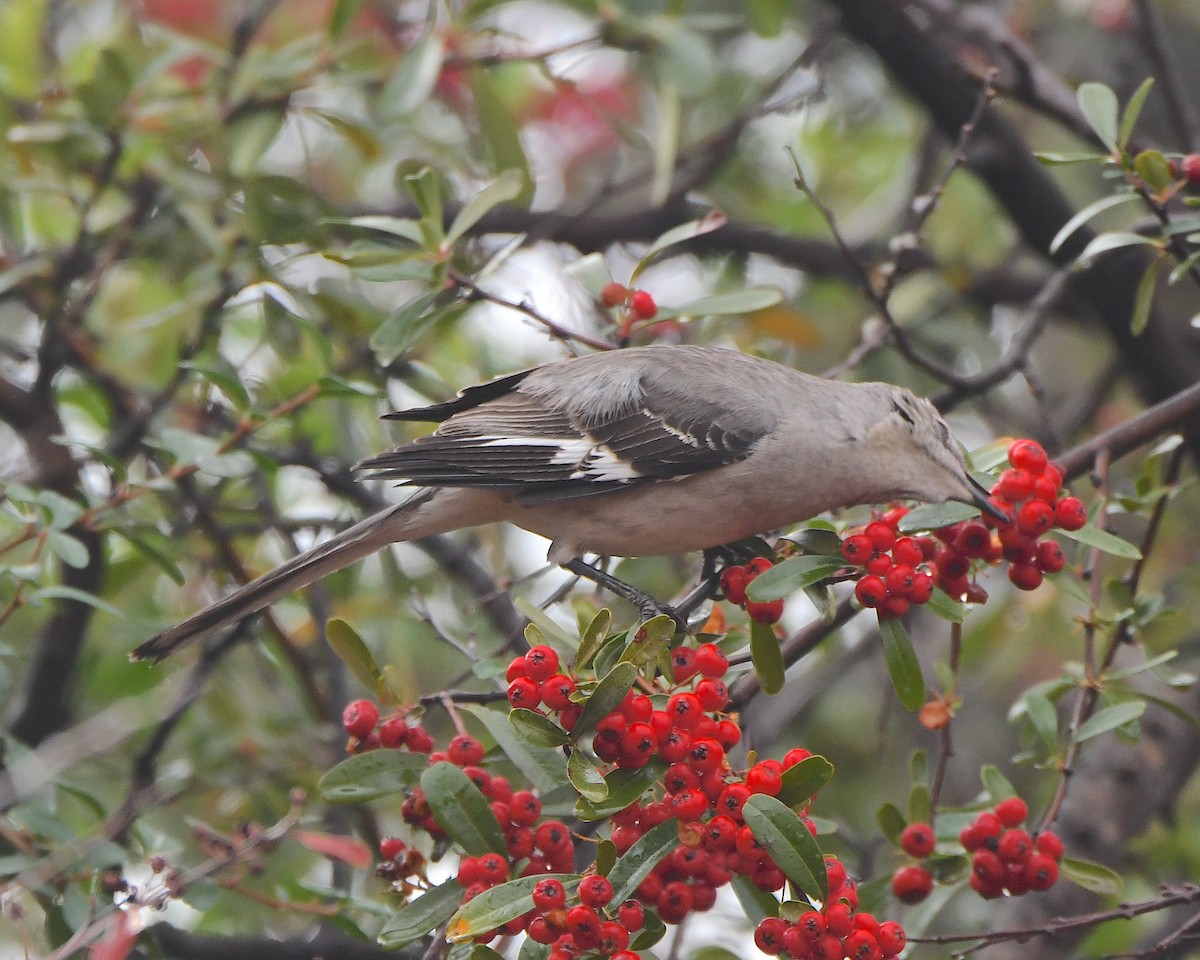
[672,548,727,623]
[562,558,681,626]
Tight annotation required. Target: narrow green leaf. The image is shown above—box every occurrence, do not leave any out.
[1077,82,1120,151]
[1107,650,1178,681]
[790,527,844,556]
[1023,690,1060,751]
[1130,257,1159,336]
[1034,151,1111,164]
[463,704,564,795]
[445,170,526,247]
[980,765,1017,801]
[518,937,552,960]
[776,755,834,808]
[1168,249,1200,284]
[1060,857,1123,896]
[619,615,676,669]
[574,763,663,821]
[650,77,680,208]
[897,501,981,532]
[331,214,425,243]
[369,290,438,363]
[326,619,382,692]
[318,750,429,803]
[421,762,506,856]
[747,555,845,602]
[567,749,608,802]
[631,912,667,950]
[576,608,613,669]
[608,819,680,905]
[1133,149,1173,193]
[1070,701,1146,744]
[468,69,533,203]
[1049,192,1140,255]
[30,586,121,616]
[731,875,779,924]
[575,661,638,735]
[634,209,727,275]
[661,287,783,320]
[595,839,616,878]
[907,783,931,826]
[404,167,443,227]
[382,32,445,116]
[469,946,506,960]
[750,619,785,695]
[743,794,827,902]
[1060,525,1142,560]
[1118,77,1154,149]
[509,708,570,748]
[879,617,925,712]
[45,530,89,569]
[448,875,578,942]
[876,802,906,844]
[1076,232,1161,265]
[378,879,465,948]
[924,588,967,624]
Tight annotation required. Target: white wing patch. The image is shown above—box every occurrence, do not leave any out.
[476,434,643,483]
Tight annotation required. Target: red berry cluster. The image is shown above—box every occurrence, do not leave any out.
[891,797,1065,903]
[754,882,907,960]
[720,557,785,624]
[601,282,658,339]
[843,439,1085,611]
[341,698,436,754]
[526,875,646,960]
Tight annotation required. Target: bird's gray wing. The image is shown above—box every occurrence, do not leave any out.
[356,370,767,503]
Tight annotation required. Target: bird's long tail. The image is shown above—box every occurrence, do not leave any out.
[130,488,478,662]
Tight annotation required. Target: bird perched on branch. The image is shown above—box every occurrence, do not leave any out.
[132,345,995,662]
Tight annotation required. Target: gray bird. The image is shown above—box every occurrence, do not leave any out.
[132,345,995,662]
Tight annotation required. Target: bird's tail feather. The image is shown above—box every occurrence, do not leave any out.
[131,489,458,662]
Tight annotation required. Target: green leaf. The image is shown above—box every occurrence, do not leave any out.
[518,937,551,960]
[1060,857,1123,896]
[876,802,906,844]
[924,588,967,624]
[1133,149,1173,193]
[730,875,780,924]
[574,763,663,821]
[182,361,253,411]
[633,210,727,278]
[980,764,1016,801]
[650,77,680,208]
[445,170,527,247]
[326,619,381,692]
[331,215,425,243]
[750,619,785,695]
[567,749,608,803]
[776,755,834,808]
[576,608,613,669]
[618,615,676,670]
[1060,525,1142,560]
[907,783,931,826]
[1049,192,1140,255]
[789,527,844,556]
[45,530,89,569]
[747,0,788,36]
[746,555,845,602]
[1118,77,1154,150]
[1034,152,1110,164]
[29,586,121,617]
[404,166,443,228]
[509,708,570,748]
[897,502,981,532]
[1023,690,1060,751]
[318,750,429,803]
[607,819,680,905]
[378,879,465,948]
[742,794,827,902]
[661,287,783,320]
[1130,257,1159,336]
[369,291,439,363]
[1077,82,1120,152]
[382,32,445,116]
[595,839,616,878]
[468,69,533,204]
[1070,701,1146,744]
[463,704,565,795]
[328,0,361,38]
[448,875,578,942]
[576,661,638,735]
[879,617,925,712]
[1076,232,1162,265]
[1168,249,1200,284]
[421,762,507,856]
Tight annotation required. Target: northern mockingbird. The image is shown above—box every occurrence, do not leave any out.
[132,344,994,661]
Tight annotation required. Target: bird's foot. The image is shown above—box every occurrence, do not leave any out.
[563,559,684,629]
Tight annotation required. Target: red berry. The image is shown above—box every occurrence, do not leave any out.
[954,520,992,558]
[1054,496,1088,530]
[629,290,658,320]
[864,521,896,553]
[1182,153,1200,184]
[687,737,724,773]
[906,571,934,604]
[1031,472,1061,502]
[620,722,658,764]
[406,725,434,753]
[745,557,773,577]
[841,534,874,564]
[670,646,698,682]
[825,902,854,937]
[865,553,891,577]
[716,782,752,820]
[720,565,749,605]
[669,788,707,821]
[597,921,629,954]
[378,716,409,748]
[694,642,729,677]
[533,820,572,854]
[666,692,704,728]
[1008,438,1049,474]
[540,674,577,711]
[995,796,1029,827]
[1025,853,1060,889]
[695,677,729,712]
[885,563,917,597]
[507,676,541,709]
[890,864,933,903]
[565,904,601,946]
[600,282,628,307]
[972,849,1006,887]
[477,852,509,884]
[578,874,614,908]
[900,822,936,858]
[617,899,644,931]
[448,734,485,766]
[892,536,924,567]
[1008,561,1044,591]
[935,545,970,579]
[746,598,784,624]
[745,762,782,796]
[753,917,789,955]
[782,747,811,768]
[1035,539,1067,573]
[341,699,378,739]
[379,837,406,860]
[524,644,560,682]
[997,828,1032,864]
[506,656,528,682]
[823,855,847,891]
[878,921,906,955]
[1035,830,1065,860]
[854,575,887,608]
[1017,500,1055,537]
[995,468,1035,503]
[509,790,541,826]
[843,929,881,960]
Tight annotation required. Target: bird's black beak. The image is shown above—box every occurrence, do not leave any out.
[967,473,1011,523]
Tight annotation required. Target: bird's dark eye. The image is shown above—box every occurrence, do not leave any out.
[893,400,915,427]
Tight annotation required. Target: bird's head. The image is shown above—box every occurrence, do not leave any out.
[863,386,1004,521]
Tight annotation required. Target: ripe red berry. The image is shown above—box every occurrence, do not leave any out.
[745,557,773,577]
[534,820,572,854]
[566,904,601,946]
[477,852,509,884]
[600,282,628,307]
[841,534,874,564]
[617,899,644,931]
[670,646,698,682]
[540,674,577,711]
[877,921,906,955]
[745,762,782,796]
[1008,561,1044,591]
[892,536,924,568]
[782,747,811,768]
[720,565,749,605]
[954,520,992,558]
[629,290,658,320]
[995,796,1029,827]
[666,692,704,728]
[716,782,752,820]
[379,837,406,860]
[1031,472,1061,502]
[506,656,528,681]
[447,734,485,766]
[864,521,896,553]
[746,598,784,624]
[997,828,1032,864]
[406,725,434,753]
[507,676,541,709]
[578,874,614,908]
[342,699,378,739]
[1182,153,1200,184]
[1035,830,1065,860]
[842,929,880,960]
[900,822,936,858]
[378,716,409,748]
[854,575,887,608]
[687,737,724,773]
[524,644,560,682]
[1054,496,1088,530]
[1035,539,1066,573]
[907,570,934,604]
[694,642,729,677]
[753,917,789,955]
[995,468,1034,503]
[1017,500,1055,537]
[1025,853,1059,890]
[695,678,730,712]
[890,864,934,903]
[669,788,708,821]
[1008,438,1049,474]
[823,855,847,891]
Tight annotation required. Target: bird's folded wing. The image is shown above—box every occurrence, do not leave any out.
[356,375,765,503]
